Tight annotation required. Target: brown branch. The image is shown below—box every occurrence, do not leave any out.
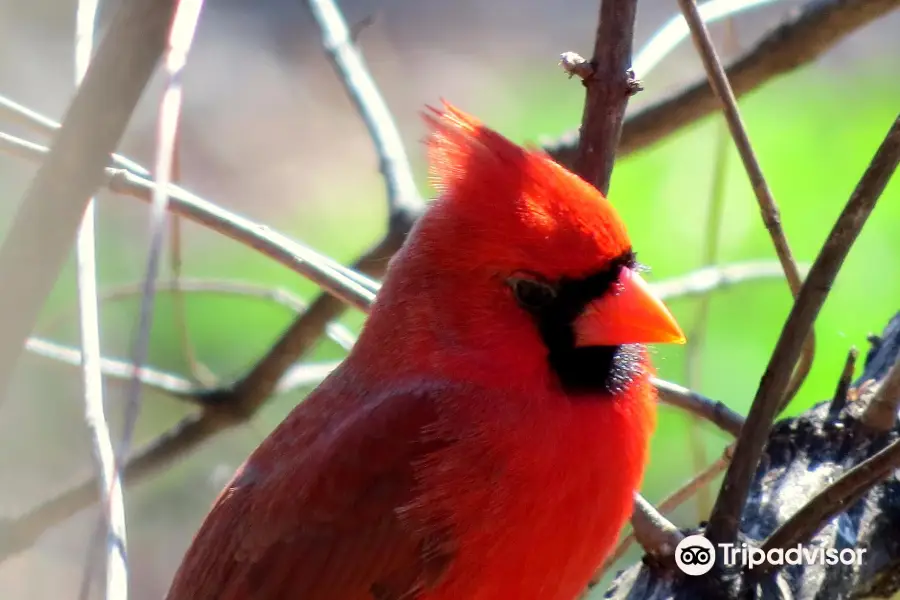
[0,0,178,404]
[758,433,900,575]
[571,0,641,193]
[630,494,683,567]
[653,378,743,437]
[604,314,900,599]
[860,355,900,432]
[828,346,859,418]
[543,0,900,165]
[705,114,900,549]
[676,0,814,413]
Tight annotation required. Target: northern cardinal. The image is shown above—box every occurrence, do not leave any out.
[165,103,685,600]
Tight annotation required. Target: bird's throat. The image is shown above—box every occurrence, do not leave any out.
[547,343,643,396]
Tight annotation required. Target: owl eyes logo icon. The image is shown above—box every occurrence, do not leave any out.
[675,535,716,576]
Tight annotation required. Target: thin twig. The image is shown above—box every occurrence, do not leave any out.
[860,355,900,432]
[543,0,900,165]
[828,346,858,418]
[676,0,814,412]
[26,337,198,397]
[0,0,178,405]
[758,434,900,575]
[221,0,425,412]
[25,336,339,400]
[40,278,357,350]
[572,0,640,193]
[631,494,684,566]
[168,131,216,386]
[651,260,805,301]
[685,19,735,515]
[72,0,128,596]
[305,0,421,218]
[120,0,205,465]
[705,115,900,549]
[654,378,744,437]
[631,0,780,79]
[0,131,379,310]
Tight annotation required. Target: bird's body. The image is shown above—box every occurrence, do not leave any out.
[166,104,684,600]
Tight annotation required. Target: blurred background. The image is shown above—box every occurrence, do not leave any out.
[0,0,897,597]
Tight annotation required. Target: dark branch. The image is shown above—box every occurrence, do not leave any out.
[705,114,900,549]
[544,0,900,166]
[572,0,640,193]
[860,355,900,432]
[758,421,900,574]
[828,346,859,417]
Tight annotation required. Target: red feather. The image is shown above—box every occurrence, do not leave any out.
[166,101,680,600]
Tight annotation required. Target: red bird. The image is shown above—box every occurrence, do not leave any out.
[165,103,685,600]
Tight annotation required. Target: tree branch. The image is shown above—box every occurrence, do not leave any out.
[604,312,900,599]
[676,0,814,412]
[654,378,743,437]
[571,0,640,193]
[758,384,900,575]
[705,114,900,550]
[860,354,900,432]
[543,0,900,165]
[0,0,178,405]
[0,131,378,310]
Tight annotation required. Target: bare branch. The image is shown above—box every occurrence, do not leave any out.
[676,0,814,412]
[25,335,339,400]
[120,0,205,467]
[72,0,127,595]
[543,0,899,164]
[169,133,216,385]
[705,114,900,549]
[684,71,732,516]
[758,433,900,574]
[860,355,900,432]
[26,337,197,397]
[217,0,426,413]
[0,131,378,310]
[40,277,357,350]
[630,494,684,565]
[0,0,178,405]
[571,0,640,194]
[631,0,780,79]
[652,260,804,301]
[828,346,859,418]
[654,378,744,437]
[559,52,594,81]
[305,0,422,219]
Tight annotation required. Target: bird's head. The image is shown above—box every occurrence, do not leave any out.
[374,102,685,395]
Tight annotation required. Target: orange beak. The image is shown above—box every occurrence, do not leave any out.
[573,267,686,347]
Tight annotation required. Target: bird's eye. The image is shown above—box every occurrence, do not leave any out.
[509,276,558,311]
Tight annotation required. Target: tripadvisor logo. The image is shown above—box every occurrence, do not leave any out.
[674,535,867,576]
